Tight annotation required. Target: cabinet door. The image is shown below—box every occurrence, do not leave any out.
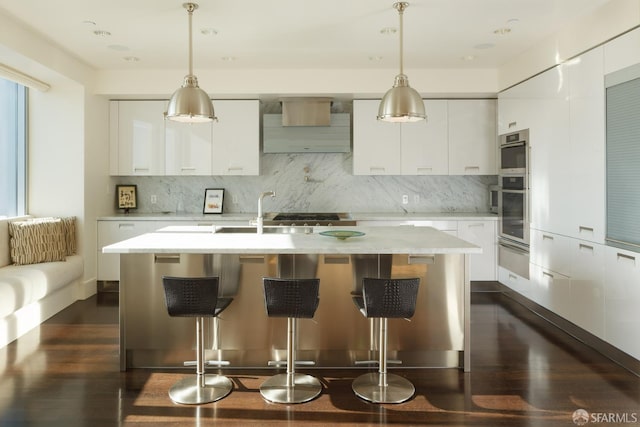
[604,27,640,75]
[528,66,571,234]
[498,266,530,297]
[448,100,497,175]
[165,121,213,175]
[530,264,571,315]
[567,47,605,243]
[498,81,535,135]
[112,101,166,175]
[212,100,260,176]
[401,100,448,175]
[529,229,571,276]
[352,100,401,175]
[97,221,153,281]
[603,246,640,359]
[457,220,496,280]
[569,240,604,337]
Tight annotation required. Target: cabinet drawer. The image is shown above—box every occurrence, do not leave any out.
[530,229,571,276]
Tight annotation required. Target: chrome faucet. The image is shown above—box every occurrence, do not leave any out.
[256,191,275,234]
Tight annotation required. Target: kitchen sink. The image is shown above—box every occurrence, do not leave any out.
[213,226,313,234]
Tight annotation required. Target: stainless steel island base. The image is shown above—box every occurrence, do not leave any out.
[119,252,470,371]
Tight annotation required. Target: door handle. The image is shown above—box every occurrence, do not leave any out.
[408,254,435,265]
[154,254,180,264]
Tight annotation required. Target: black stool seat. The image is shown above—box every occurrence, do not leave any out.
[260,278,322,404]
[162,276,233,405]
[352,277,420,404]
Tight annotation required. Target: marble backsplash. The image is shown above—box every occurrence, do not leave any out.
[113,153,497,214]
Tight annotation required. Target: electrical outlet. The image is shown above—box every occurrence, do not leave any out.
[150,195,157,204]
[402,195,409,205]
[414,194,420,204]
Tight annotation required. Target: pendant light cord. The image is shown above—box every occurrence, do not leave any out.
[398,4,404,76]
[187,3,194,76]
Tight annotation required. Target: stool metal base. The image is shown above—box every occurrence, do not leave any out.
[352,372,415,404]
[169,374,233,405]
[260,373,322,404]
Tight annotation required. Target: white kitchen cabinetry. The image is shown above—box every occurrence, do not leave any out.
[165,120,213,175]
[529,264,571,316]
[448,100,497,175]
[352,100,401,175]
[566,47,605,243]
[109,100,166,176]
[353,99,495,176]
[604,27,640,75]
[570,240,604,337]
[498,266,531,297]
[401,100,449,175]
[528,66,571,235]
[497,79,537,135]
[212,100,260,176]
[97,220,168,281]
[603,246,640,359]
[457,220,496,280]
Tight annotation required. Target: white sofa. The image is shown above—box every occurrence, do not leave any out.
[0,217,83,348]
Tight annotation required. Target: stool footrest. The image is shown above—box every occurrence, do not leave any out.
[355,359,402,366]
[268,360,315,367]
[183,360,231,367]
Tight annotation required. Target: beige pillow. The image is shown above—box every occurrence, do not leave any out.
[61,216,77,255]
[9,218,67,265]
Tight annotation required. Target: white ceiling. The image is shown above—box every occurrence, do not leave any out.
[0,0,612,71]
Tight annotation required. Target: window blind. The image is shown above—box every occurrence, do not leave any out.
[606,77,640,251]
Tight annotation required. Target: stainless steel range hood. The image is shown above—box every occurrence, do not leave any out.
[281,97,331,126]
[263,97,351,153]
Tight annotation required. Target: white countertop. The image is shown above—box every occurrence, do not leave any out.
[97,212,498,222]
[102,225,482,255]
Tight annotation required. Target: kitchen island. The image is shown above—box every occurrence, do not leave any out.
[103,225,481,372]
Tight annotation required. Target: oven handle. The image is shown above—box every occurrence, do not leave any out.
[499,240,529,255]
[501,141,526,149]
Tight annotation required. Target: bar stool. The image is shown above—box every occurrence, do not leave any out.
[260,277,322,404]
[352,277,420,404]
[161,276,233,405]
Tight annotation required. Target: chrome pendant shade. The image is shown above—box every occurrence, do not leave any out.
[378,2,426,123]
[166,3,216,123]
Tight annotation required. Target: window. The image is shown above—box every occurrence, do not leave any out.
[0,78,26,218]
[606,66,640,252]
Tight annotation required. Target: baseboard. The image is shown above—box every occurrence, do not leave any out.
[492,281,640,377]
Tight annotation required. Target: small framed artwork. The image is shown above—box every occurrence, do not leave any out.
[203,188,224,214]
[116,184,137,213]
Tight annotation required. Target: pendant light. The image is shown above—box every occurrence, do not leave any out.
[377,2,426,123]
[166,3,216,123]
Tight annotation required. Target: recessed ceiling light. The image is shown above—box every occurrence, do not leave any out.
[507,18,520,25]
[380,27,397,35]
[200,27,218,36]
[108,44,129,52]
[123,56,140,62]
[474,43,495,50]
[82,20,96,26]
[493,27,511,35]
[93,30,111,37]
[461,55,475,61]
[369,55,383,61]
[221,56,236,61]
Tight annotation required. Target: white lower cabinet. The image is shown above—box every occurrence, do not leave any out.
[457,220,496,280]
[498,266,531,297]
[358,219,497,281]
[603,246,640,359]
[569,240,604,337]
[530,264,571,317]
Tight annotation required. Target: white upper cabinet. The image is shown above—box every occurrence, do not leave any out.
[604,27,640,75]
[212,100,260,176]
[353,100,401,175]
[401,100,448,175]
[165,120,213,175]
[110,100,166,176]
[448,100,497,175]
[497,79,536,135]
[353,99,495,176]
[567,47,605,243]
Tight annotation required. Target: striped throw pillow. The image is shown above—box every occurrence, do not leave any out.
[8,218,68,265]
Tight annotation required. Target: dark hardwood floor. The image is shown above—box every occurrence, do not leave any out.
[0,289,638,426]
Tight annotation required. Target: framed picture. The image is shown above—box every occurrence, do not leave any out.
[116,185,137,212]
[203,188,224,214]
